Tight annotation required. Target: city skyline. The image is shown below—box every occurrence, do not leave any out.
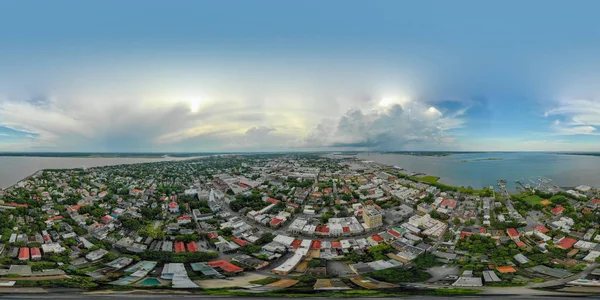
[2,1,600,152]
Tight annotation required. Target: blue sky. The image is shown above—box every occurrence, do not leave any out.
[1,1,600,152]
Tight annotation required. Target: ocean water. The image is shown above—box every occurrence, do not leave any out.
[357,152,600,192]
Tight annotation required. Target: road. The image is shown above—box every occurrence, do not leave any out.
[531,263,599,288]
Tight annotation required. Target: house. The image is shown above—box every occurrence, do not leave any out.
[178,215,192,225]
[174,241,186,253]
[85,248,109,261]
[556,237,578,250]
[506,228,520,239]
[269,217,284,228]
[101,215,114,224]
[18,248,29,261]
[169,202,179,213]
[208,260,244,273]
[534,225,549,233]
[186,242,199,252]
[30,248,42,260]
[551,205,565,215]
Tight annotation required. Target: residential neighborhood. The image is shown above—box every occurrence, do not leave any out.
[0,154,599,295]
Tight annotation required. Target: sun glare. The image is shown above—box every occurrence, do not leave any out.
[378,96,410,108]
[190,101,200,113]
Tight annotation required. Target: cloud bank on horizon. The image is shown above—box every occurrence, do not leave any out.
[1,0,600,152]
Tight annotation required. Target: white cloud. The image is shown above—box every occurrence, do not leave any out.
[546,99,600,135]
[0,86,467,151]
[303,101,465,150]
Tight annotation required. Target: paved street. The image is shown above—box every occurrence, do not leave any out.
[531,263,599,288]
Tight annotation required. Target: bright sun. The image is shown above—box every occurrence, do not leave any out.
[190,101,200,113]
[188,98,201,113]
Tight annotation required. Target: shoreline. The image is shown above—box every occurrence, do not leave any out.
[0,156,205,190]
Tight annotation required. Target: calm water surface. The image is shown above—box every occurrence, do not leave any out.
[358,152,600,192]
[0,156,191,189]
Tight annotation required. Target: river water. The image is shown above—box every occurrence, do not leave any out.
[357,152,600,192]
[0,156,192,189]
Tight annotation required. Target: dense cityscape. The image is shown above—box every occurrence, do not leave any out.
[0,154,598,296]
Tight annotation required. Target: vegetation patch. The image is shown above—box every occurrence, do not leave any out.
[249,277,280,285]
[410,175,440,184]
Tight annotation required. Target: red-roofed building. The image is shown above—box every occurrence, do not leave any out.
[590,199,600,209]
[311,192,323,198]
[440,199,457,209]
[67,205,82,213]
[342,226,350,233]
[186,242,199,252]
[169,201,179,213]
[18,247,29,261]
[331,241,342,249]
[177,215,192,225]
[311,240,322,249]
[316,226,330,234]
[8,202,28,208]
[460,231,473,239]
[207,232,219,239]
[174,241,186,253]
[388,229,401,237]
[534,225,549,233]
[101,215,114,224]
[30,247,41,260]
[556,237,577,249]
[479,228,486,235]
[371,234,384,243]
[131,189,144,195]
[208,260,243,273]
[232,236,248,247]
[45,215,64,225]
[507,228,520,239]
[266,197,280,205]
[515,240,526,248]
[551,205,565,215]
[269,217,284,228]
[291,239,302,249]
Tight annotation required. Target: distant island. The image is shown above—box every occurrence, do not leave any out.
[382,151,487,157]
[457,157,504,162]
[0,152,208,158]
[554,152,600,157]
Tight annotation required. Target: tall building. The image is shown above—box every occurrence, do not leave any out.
[362,205,383,228]
[208,189,221,212]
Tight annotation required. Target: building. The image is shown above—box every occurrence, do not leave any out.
[30,248,41,260]
[169,201,179,213]
[86,248,109,261]
[272,248,308,275]
[18,248,29,261]
[362,205,383,228]
[177,215,192,225]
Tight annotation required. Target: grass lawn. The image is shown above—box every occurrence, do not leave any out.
[411,175,440,184]
[249,277,280,285]
[523,195,544,206]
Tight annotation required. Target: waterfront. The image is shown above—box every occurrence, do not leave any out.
[0,156,192,189]
[358,152,600,192]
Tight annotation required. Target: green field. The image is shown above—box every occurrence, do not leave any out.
[523,195,544,205]
[410,175,440,184]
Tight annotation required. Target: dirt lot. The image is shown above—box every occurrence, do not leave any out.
[195,272,268,288]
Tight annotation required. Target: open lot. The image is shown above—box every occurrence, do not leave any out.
[522,195,544,206]
[195,272,268,288]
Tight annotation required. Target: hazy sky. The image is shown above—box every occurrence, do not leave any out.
[1,0,600,152]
